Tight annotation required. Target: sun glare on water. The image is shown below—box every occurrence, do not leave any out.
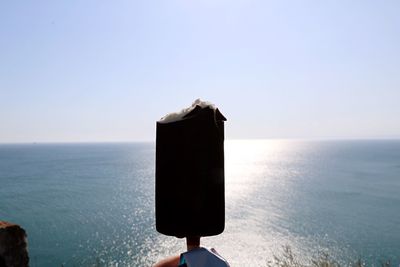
[224,139,291,199]
[196,139,309,266]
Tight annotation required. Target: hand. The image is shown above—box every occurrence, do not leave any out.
[153,255,180,267]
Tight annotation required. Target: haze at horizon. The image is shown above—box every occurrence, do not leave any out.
[1,0,400,143]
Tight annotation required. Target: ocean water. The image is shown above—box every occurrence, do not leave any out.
[0,140,399,266]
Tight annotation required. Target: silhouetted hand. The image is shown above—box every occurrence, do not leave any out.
[153,254,180,267]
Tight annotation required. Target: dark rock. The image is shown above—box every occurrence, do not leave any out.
[0,221,29,267]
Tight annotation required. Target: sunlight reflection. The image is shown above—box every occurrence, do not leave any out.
[225,139,292,199]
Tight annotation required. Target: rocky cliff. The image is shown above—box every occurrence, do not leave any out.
[0,221,29,267]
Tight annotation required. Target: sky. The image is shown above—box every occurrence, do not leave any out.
[1,0,399,142]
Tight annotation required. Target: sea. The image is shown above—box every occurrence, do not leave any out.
[0,140,399,267]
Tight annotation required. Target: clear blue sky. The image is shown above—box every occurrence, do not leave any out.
[1,0,399,142]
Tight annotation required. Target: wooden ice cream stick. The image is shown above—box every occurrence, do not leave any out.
[186,236,200,251]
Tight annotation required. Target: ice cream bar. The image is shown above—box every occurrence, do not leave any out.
[156,99,226,237]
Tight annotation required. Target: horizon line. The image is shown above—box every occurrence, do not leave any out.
[1,137,400,145]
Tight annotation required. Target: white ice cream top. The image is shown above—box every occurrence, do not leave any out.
[159,99,216,123]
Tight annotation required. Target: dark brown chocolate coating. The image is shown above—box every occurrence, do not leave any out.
[156,106,226,237]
